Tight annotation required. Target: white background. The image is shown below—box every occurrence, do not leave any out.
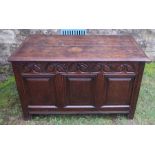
[0,126,155,155]
[0,0,155,155]
[0,0,155,28]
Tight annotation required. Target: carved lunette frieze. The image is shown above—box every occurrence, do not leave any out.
[21,62,136,73]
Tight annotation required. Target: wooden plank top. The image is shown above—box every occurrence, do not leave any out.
[8,35,150,62]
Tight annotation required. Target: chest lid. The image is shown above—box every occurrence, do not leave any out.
[8,35,150,62]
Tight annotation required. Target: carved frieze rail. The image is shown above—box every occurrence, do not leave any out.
[19,62,137,74]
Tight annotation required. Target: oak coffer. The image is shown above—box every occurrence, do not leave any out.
[8,35,150,120]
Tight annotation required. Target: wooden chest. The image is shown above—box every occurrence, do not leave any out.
[8,35,150,120]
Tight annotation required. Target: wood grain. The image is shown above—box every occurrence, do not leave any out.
[8,35,150,62]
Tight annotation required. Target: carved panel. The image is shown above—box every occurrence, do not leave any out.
[63,74,97,107]
[23,76,57,106]
[104,75,135,105]
[20,62,137,73]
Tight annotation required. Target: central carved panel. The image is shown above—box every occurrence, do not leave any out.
[63,74,97,107]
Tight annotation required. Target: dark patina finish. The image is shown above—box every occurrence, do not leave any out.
[9,35,150,120]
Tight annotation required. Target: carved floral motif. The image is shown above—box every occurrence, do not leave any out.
[22,63,42,73]
[116,64,134,72]
[47,63,67,72]
[21,62,135,73]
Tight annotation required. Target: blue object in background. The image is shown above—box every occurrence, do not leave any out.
[60,29,87,35]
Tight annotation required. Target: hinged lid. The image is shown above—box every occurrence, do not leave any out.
[8,35,150,62]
